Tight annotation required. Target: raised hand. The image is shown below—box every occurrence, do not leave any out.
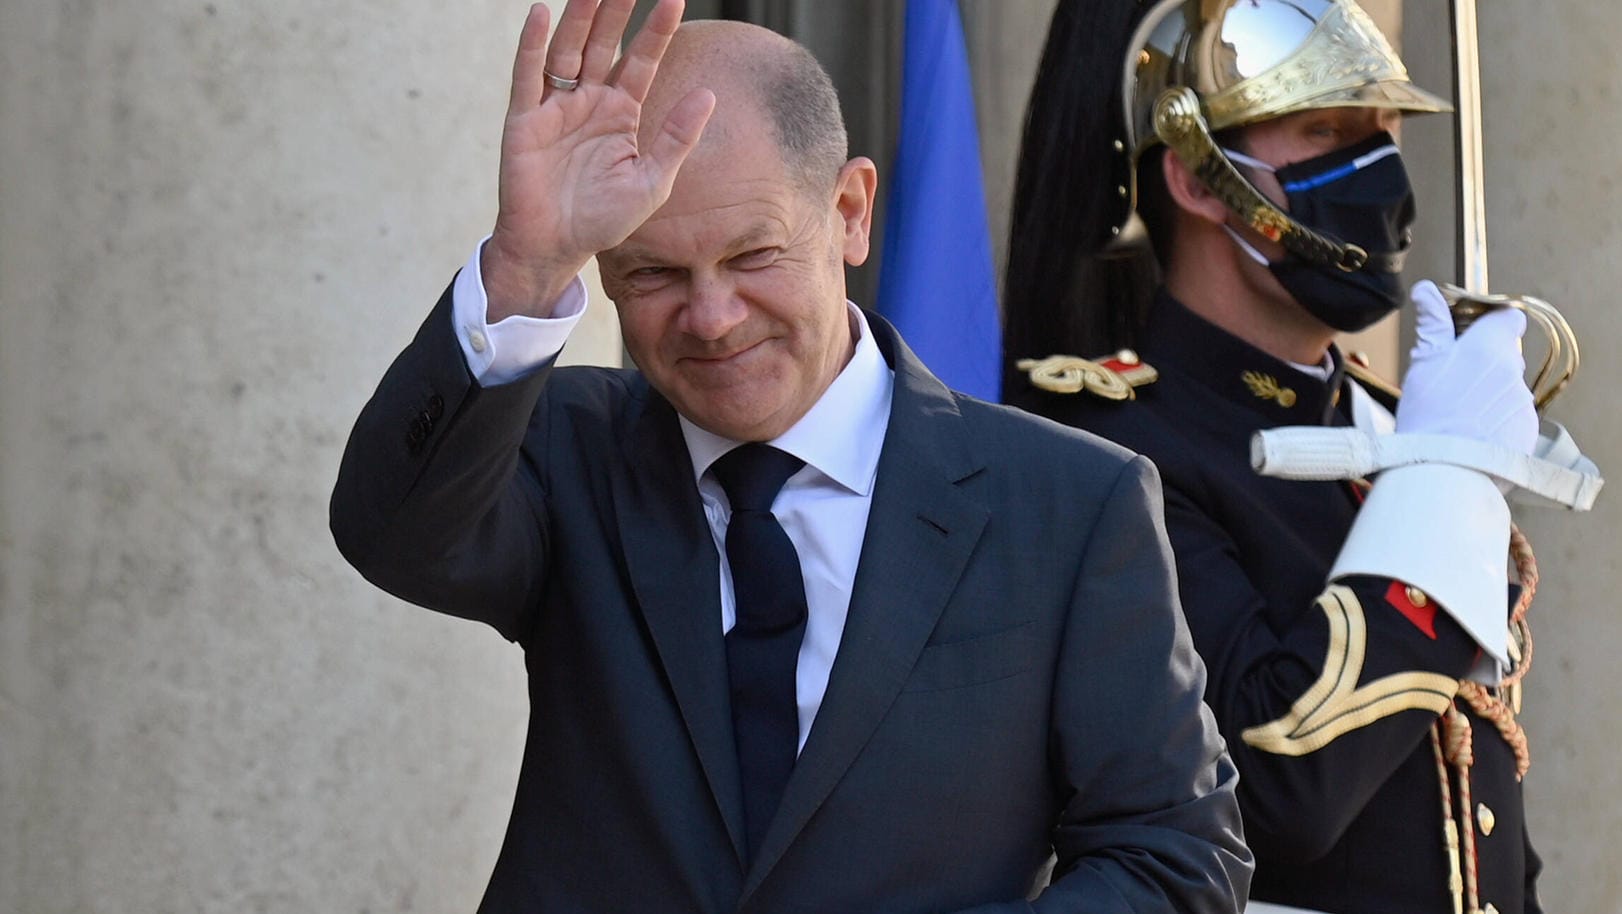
[481,0,716,320]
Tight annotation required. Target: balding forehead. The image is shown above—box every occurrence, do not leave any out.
[665,19,799,67]
[641,18,848,191]
[640,27,778,153]
[646,21,788,111]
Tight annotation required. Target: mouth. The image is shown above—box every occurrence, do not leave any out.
[684,338,768,366]
[674,338,776,388]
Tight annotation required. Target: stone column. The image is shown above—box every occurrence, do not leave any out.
[0,2,616,911]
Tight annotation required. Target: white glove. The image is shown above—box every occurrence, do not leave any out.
[1325,282,1545,682]
[1396,280,1539,462]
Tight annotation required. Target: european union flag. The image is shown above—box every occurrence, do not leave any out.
[876,0,1001,401]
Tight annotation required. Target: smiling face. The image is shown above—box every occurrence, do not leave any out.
[599,110,874,442]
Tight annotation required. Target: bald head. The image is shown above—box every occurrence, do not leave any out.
[642,20,849,194]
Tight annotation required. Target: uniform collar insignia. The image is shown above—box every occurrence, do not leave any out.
[1241,371,1298,408]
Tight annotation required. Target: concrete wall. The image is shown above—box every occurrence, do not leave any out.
[1476,7,1622,912]
[0,2,614,911]
[3,2,1619,912]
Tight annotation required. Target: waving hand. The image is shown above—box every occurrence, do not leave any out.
[481,0,715,320]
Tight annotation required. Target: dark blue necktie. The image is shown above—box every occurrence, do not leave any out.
[712,443,808,864]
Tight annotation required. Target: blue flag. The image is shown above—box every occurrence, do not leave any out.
[876,0,1001,401]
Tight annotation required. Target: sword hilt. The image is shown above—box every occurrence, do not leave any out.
[1440,282,1580,410]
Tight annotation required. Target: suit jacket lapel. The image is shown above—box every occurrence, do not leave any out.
[609,388,748,866]
[740,315,990,900]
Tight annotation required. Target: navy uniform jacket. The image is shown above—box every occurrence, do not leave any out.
[1007,293,1540,914]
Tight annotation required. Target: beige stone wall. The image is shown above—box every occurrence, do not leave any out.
[1474,6,1622,911]
[0,2,613,911]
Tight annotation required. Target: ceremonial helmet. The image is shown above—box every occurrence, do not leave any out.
[1115,0,1451,269]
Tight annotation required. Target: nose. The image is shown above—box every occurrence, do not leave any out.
[681,272,748,342]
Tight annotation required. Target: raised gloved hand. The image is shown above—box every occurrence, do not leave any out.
[1396,280,1539,462]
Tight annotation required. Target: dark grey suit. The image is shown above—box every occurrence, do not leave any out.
[330,284,1251,913]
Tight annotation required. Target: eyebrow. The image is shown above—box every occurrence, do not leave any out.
[725,226,780,252]
[607,225,783,268]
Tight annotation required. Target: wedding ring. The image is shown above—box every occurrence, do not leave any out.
[543,69,581,91]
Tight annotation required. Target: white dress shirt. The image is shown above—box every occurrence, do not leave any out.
[451,240,896,752]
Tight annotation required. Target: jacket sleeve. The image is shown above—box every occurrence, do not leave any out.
[329,279,559,643]
[1161,483,1484,863]
[1022,456,1253,913]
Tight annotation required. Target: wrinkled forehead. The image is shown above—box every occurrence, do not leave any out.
[604,159,807,267]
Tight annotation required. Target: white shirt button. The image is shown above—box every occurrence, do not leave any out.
[468,329,488,353]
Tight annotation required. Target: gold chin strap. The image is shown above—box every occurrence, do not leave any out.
[1442,284,1581,411]
[1151,87,1371,274]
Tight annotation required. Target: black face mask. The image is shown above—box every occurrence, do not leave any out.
[1231,131,1417,333]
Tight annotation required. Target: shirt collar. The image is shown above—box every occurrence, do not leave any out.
[1285,353,1336,381]
[679,303,894,496]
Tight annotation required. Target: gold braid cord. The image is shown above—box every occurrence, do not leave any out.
[1456,523,1537,778]
[1432,523,1538,914]
[1017,354,1158,400]
[1018,356,1134,400]
[1430,728,1467,914]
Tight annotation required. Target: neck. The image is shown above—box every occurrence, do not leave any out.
[1164,228,1336,365]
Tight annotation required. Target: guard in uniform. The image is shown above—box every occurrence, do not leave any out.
[1003,2,1545,912]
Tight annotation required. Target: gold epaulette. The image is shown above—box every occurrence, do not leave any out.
[1343,352,1403,401]
[1018,350,1158,401]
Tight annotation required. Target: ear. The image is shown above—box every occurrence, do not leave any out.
[1159,148,1230,227]
[833,156,878,266]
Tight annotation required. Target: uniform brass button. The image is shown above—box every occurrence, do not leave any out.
[1477,802,1496,837]
[1277,389,1297,408]
[1405,586,1429,608]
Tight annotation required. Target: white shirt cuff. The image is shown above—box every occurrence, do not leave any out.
[451,236,589,387]
[1329,464,1512,684]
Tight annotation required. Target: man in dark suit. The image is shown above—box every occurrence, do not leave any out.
[330,0,1250,910]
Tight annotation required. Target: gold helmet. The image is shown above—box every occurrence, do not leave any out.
[1117,0,1451,269]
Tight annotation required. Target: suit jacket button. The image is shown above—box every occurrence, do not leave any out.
[427,394,445,419]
